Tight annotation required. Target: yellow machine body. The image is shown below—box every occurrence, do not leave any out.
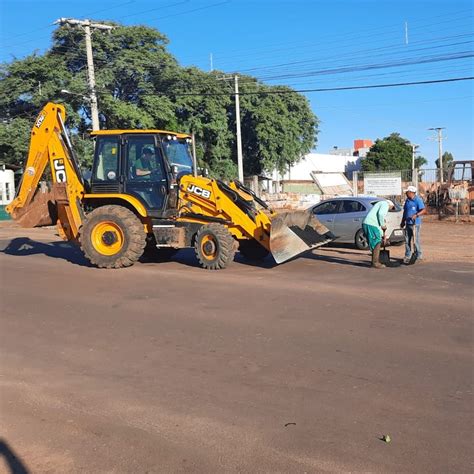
[7,102,333,269]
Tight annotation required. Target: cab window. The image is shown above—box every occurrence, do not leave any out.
[126,136,164,181]
[93,136,119,181]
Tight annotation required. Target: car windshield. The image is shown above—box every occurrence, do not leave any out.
[162,137,193,173]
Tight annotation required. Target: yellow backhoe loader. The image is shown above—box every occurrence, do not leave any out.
[7,102,334,269]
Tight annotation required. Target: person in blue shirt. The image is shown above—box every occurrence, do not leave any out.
[362,200,394,269]
[401,185,427,263]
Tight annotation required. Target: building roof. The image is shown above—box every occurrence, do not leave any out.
[91,129,191,138]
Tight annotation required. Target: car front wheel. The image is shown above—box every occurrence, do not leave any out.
[355,228,369,250]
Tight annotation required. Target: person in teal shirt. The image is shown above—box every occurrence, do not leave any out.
[362,200,394,268]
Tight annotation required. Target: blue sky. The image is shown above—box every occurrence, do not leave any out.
[1,0,473,168]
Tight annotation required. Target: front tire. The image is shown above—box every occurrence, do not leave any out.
[355,228,369,250]
[80,205,146,268]
[194,223,236,270]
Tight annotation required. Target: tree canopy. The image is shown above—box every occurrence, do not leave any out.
[362,132,427,171]
[435,151,454,169]
[0,23,318,178]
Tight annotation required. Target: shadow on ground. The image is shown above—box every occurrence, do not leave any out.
[0,237,92,267]
[313,243,405,268]
[0,238,404,270]
[142,248,278,269]
[0,439,30,474]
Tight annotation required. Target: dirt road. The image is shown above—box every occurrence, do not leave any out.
[0,222,472,473]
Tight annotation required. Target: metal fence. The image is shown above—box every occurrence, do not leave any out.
[352,168,472,217]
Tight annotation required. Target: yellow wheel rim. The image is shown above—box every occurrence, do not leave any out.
[201,234,217,259]
[91,221,124,256]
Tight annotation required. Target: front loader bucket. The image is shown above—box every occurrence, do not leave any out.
[269,210,335,264]
[9,187,63,228]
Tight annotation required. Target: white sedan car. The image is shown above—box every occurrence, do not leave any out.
[310,196,405,250]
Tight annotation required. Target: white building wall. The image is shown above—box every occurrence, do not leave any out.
[0,169,15,205]
[272,153,361,181]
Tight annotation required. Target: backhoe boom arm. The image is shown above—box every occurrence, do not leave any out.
[6,102,85,240]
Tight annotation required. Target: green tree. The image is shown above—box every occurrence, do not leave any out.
[362,133,426,171]
[0,117,32,165]
[415,155,428,169]
[435,151,454,169]
[0,22,318,179]
[239,81,318,175]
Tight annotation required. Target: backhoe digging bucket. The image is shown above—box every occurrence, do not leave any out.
[10,186,64,228]
[269,210,335,264]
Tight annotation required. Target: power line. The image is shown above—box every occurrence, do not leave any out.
[180,8,473,64]
[250,52,474,82]
[233,36,474,76]
[40,33,473,83]
[0,0,135,45]
[129,76,474,97]
[0,0,228,50]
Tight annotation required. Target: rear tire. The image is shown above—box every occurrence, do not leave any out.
[355,228,369,250]
[194,223,235,270]
[239,239,270,261]
[80,205,146,268]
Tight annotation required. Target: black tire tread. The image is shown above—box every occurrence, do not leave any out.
[80,205,146,269]
[355,228,369,250]
[194,223,236,270]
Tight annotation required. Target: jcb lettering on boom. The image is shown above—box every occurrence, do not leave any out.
[53,159,67,182]
[35,112,47,128]
[187,184,211,199]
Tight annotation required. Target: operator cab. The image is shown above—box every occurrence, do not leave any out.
[90,130,193,214]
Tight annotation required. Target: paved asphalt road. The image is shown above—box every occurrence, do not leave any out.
[0,229,472,473]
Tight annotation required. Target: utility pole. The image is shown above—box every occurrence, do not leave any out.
[234,75,244,182]
[411,144,419,172]
[54,18,113,131]
[209,53,213,72]
[428,127,446,183]
[411,143,419,186]
[218,74,244,182]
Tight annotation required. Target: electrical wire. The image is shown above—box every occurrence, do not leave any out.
[117,76,474,97]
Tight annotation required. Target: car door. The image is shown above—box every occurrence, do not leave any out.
[311,200,340,235]
[333,199,367,242]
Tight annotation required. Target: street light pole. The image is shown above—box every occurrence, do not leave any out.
[428,127,446,183]
[411,143,419,187]
[411,143,419,171]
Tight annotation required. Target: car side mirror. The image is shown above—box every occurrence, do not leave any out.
[171,165,179,176]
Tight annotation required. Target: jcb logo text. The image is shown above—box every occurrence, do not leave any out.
[186,184,211,199]
[53,159,67,183]
[35,112,47,128]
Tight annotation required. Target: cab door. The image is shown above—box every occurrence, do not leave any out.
[122,134,168,212]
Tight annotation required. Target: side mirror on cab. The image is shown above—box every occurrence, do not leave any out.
[171,165,179,176]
